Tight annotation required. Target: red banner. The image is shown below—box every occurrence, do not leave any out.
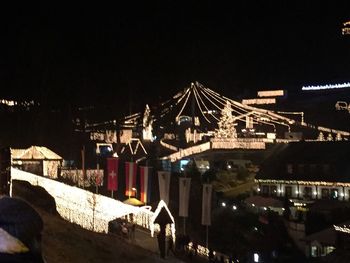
[125,162,137,197]
[107,157,118,191]
[140,166,151,203]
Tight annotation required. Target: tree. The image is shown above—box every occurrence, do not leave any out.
[215,101,237,139]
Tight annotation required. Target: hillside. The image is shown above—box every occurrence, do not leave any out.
[11,181,181,263]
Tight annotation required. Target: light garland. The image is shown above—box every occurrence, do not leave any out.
[256,179,350,187]
[302,82,350,91]
[161,142,211,162]
[150,200,176,241]
[334,225,350,234]
[11,168,161,234]
[192,83,211,123]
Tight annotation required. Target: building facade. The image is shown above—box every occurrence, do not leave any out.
[255,141,350,201]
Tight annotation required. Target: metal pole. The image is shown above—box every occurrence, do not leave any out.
[183,217,186,235]
[111,190,114,198]
[206,225,209,249]
[81,145,85,190]
[96,163,99,194]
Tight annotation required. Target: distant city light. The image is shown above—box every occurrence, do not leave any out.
[263,207,267,211]
[233,205,237,210]
[302,82,350,91]
[221,202,226,207]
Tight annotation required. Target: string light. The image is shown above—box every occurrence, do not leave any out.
[192,83,211,123]
[11,168,170,235]
[256,179,350,187]
[302,82,350,91]
[334,225,350,234]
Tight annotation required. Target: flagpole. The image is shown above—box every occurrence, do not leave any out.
[206,177,209,249]
[81,145,85,190]
[184,217,186,235]
[96,163,99,194]
[206,225,208,249]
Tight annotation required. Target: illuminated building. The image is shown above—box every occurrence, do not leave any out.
[342,21,350,35]
[255,141,350,201]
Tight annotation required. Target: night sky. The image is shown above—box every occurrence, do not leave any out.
[1,1,350,113]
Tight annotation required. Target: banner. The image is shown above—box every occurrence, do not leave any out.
[140,166,152,204]
[107,158,118,191]
[179,177,191,217]
[125,162,137,197]
[158,171,171,205]
[201,184,212,226]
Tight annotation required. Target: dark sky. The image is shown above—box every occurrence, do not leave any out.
[1,1,350,113]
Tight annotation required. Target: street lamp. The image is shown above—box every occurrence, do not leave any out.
[132,187,137,198]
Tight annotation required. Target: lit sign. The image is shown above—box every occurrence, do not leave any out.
[257,90,285,97]
[242,98,276,105]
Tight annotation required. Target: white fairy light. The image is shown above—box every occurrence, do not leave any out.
[302,82,350,91]
[11,168,162,234]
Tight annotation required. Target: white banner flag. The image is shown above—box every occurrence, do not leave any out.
[179,177,191,217]
[158,171,171,205]
[201,184,212,226]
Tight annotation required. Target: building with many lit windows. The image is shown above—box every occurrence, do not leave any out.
[255,141,350,201]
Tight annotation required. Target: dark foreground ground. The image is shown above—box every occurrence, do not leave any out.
[11,180,213,263]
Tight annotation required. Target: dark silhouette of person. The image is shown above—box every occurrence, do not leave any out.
[0,196,45,262]
[157,230,166,258]
[167,236,175,255]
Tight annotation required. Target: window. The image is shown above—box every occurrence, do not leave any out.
[285,186,292,197]
[303,187,312,199]
[311,246,319,257]
[262,185,269,196]
[270,185,277,196]
[331,189,339,200]
[321,188,330,199]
